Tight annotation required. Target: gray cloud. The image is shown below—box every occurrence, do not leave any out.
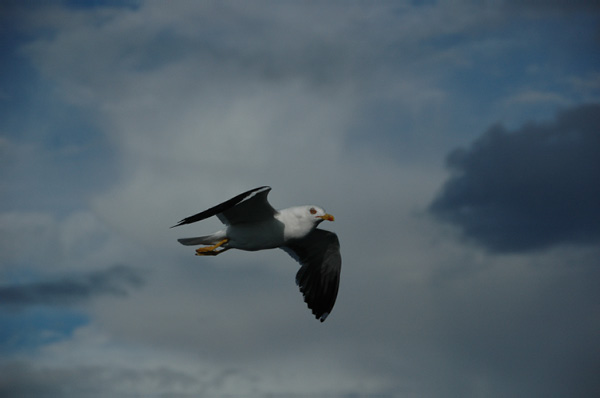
[0,265,143,309]
[0,361,201,398]
[430,104,600,252]
[2,2,599,397]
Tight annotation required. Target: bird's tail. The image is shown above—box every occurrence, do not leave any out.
[177,231,226,246]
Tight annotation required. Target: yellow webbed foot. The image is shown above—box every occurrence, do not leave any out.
[194,239,229,256]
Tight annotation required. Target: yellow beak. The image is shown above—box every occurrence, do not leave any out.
[319,214,335,222]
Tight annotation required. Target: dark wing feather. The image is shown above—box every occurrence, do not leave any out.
[217,186,276,225]
[171,186,274,228]
[282,229,341,322]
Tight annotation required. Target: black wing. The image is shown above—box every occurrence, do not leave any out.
[282,229,341,322]
[171,186,275,228]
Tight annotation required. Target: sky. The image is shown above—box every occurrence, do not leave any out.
[1,1,599,397]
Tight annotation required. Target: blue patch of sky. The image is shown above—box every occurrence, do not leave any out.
[0,8,44,135]
[0,307,88,355]
[345,12,599,161]
[0,16,119,214]
[439,14,599,129]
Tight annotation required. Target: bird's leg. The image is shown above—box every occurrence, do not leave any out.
[195,239,229,256]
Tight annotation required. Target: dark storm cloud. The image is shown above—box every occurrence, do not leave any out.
[0,265,143,309]
[430,104,600,252]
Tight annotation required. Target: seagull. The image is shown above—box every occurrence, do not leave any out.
[171,186,341,322]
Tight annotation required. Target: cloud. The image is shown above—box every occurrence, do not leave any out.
[0,322,394,397]
[3,2,600,397]
[503,89,570,106]
[504,0,600,13]
[430,103,600,252]
[0,265,143,310]
[0,360,200,398]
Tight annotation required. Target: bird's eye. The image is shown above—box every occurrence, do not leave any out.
[309,207,317,215]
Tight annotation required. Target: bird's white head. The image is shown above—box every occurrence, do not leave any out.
[280,205,335,240]
[306,205,335,223]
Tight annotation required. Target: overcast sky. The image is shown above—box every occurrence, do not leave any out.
[1,1,599,397]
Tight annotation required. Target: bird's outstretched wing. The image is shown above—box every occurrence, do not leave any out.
[281,229,341,322]
[171,186,276,227]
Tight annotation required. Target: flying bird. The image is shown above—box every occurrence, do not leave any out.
[172,186,341,322]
